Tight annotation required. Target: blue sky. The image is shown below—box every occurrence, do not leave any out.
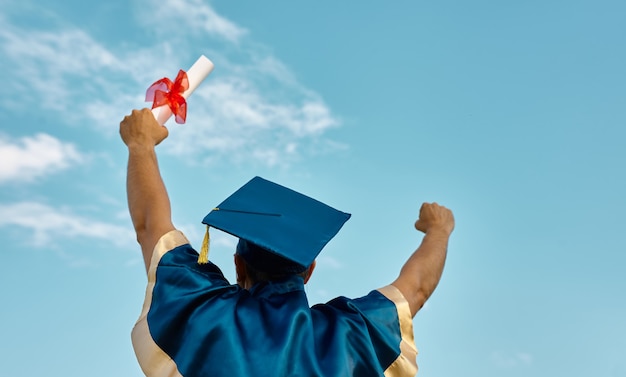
[1,0,625,376]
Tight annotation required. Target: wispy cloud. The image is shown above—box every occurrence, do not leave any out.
[0,0,342,166]
[0,20,168,134]
[137,0,248,43]
[0,201,135,247]
[0,25,124,111]
[0,133,84,183]
[165,76,340,166]
[490,351,533,368]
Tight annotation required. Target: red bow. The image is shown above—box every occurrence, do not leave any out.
[145,69,189,124]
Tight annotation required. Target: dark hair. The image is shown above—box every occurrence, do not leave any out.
[236,239,307,276]
[242,258,309,284]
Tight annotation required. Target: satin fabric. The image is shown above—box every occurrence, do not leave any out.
[133,231,414,377]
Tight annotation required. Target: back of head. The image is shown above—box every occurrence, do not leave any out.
[237,239,308,283]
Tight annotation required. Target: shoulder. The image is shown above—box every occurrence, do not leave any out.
[314,286,410,315]
[149,229,190,266]
[310,286,418,375]
[147,229,230,289]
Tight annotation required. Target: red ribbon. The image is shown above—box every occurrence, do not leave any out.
[145,69,189,124]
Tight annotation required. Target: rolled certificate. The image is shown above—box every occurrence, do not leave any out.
[151,55,215,125]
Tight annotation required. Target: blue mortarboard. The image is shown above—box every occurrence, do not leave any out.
[199,176,351,274]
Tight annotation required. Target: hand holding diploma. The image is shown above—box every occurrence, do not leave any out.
[146,55,214,125]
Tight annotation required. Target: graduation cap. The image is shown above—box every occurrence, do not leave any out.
[199,176,351,274]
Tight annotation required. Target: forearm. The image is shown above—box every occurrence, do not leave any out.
[392,229,450,316]
[126,145,174,269]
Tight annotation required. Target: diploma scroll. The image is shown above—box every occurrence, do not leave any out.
[151,55,215,125]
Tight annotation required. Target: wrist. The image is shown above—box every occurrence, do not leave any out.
[126,143,156,153]
[424,226,453,238]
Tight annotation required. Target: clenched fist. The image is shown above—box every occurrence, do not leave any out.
[120,108,169,149]
[414,202,455,235]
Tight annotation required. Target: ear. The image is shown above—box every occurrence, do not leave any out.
[234,254,247,285]
[303,260,316,284]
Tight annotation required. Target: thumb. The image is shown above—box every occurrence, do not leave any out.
[155,125,169,146]
[414,218,427,233]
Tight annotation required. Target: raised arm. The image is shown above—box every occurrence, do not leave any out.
[391,202,455,317]
[120,108,175,272]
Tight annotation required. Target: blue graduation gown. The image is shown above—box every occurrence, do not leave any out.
[132,230,417,376]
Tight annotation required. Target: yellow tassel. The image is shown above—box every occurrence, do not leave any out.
[198,225,210,264]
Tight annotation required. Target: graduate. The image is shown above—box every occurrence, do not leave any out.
[121,108,454,377]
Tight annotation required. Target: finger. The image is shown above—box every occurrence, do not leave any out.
[154,126,169,146]
[414,219,426,233]
[120,116,130,129]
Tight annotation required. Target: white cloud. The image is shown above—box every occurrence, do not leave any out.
[0,1,342,166]
[0,133,84,183]
[164,77,339,165]
[0,201,135,247]
[137,0,248,43]
[0,26,124,112]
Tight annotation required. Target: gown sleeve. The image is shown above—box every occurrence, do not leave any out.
[376,285,418,377]
[131,230,235,377]
[314,285,418,377]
